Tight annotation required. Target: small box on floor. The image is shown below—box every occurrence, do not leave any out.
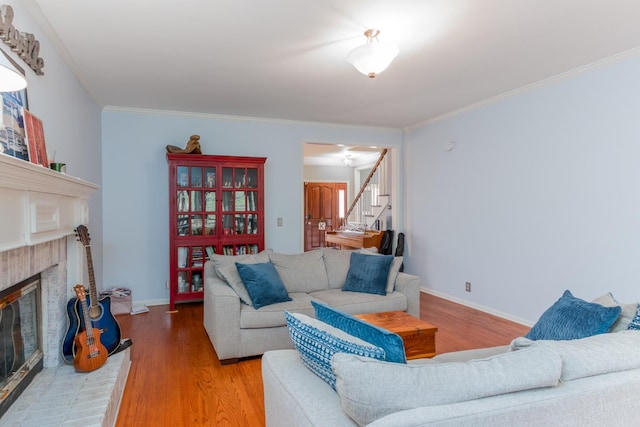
[101,287,132,315]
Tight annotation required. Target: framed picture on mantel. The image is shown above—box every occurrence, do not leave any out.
[0,88,29,161]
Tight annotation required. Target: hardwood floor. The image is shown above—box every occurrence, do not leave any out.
[115,292,530,426]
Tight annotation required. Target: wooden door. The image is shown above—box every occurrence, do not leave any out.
[304,182,347,251]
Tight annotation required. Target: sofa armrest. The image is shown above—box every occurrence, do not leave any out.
[394,272,421,318]
[203,261,242,362]
[262,350,357,427]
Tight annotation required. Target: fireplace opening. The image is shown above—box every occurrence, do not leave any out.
[0,274,43,418]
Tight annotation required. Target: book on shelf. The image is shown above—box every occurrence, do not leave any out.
[192,247,203,267]
[178,247,188,268]
[247,192,256,211]
[247,214,258,234]
[205,246,215,260]
[205,192,215,211]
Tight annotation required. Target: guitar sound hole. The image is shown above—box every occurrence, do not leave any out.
[89,305,103,321]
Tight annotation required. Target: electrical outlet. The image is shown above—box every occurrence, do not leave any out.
[465,282,471,292]
[277,217,283,227]
[166,280,170,289]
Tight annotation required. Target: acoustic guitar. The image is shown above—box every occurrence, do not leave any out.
[72,284,108,372]
[62,225,122,364]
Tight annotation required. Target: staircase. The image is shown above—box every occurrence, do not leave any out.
[346,149,390,230]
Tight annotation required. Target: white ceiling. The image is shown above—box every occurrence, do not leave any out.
[303,143,382,167]
[25,0,640,129]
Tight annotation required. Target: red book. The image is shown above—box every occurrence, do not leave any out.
[24,110,48,167]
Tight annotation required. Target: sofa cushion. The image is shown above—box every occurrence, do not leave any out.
[240,293,315,329]
[592,293,638,332]
[270,250,329,293]
[525,290,621,340]
[310,289,407,315]
[332,347,562,426]
[312,301,406,364]
[511,330,640,381]
[209,249,272,280]
[285,312,386,390]
[236,262,292,309]
[343,252,393,296]
[322,248,354,289]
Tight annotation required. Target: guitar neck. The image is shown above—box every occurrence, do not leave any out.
[80,298,95,339]
[84,245,100,307]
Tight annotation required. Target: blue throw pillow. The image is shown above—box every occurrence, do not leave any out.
[285,311,386,390]
[235,262,291,309]
[525,290,622,340]
[342,251,393,296]
[312,301,406,363]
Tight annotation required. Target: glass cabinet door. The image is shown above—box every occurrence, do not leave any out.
[175,165,217,237]
[176,246,206,293]
[220,167,259,236]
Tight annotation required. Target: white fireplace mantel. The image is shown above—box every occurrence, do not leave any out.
[0,153,99,251]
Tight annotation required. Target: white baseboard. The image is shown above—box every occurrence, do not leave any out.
[420,288,533,327]
[132,298,169,307]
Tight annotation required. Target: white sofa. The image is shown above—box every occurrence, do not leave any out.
[203,248,420,363]
[262,331,640,426]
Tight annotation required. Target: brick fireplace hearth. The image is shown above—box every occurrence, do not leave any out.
[0,155,130,425]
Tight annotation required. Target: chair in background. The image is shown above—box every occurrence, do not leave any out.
[395,232,405,272]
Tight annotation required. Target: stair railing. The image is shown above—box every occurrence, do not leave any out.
[345,148,388,226]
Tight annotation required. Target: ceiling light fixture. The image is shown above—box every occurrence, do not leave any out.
[347,29,399,78]
[343,155,354,166]
[0,51,27,92]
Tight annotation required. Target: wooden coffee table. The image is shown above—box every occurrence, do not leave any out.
[353,311,437,360]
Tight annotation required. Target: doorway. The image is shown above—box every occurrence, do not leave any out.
[303,182,347,251]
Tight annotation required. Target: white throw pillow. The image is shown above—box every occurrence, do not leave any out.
[332,347,561,426]
[209,249,272,304]
[592,292,638,332]
[216,263,253,305]
[511,330,640,381]
[209,249,272,280]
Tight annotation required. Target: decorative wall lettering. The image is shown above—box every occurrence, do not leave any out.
[0,5,44,75]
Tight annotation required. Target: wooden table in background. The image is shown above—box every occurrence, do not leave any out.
[354,311,438,359]
[325,230,383,250]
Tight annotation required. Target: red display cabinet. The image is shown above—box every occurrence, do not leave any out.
[167,153,266,309]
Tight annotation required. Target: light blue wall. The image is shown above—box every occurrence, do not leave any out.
[10,0,103,285]
[404,54,640,324]
[101,110,402,304]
